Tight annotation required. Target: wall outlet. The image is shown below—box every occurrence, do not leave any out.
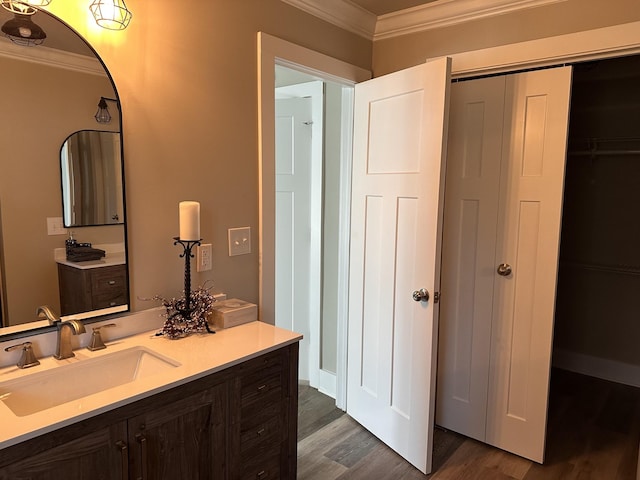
[197,243,212,272]
[47,217,66,236]
[228,227,251,256]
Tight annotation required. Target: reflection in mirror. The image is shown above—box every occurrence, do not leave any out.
[0,8,129,334]
[61,130,124,227]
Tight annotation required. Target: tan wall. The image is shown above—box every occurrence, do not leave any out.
[373,0,640,76]
[0,57,122,325]
[43,1,371,316]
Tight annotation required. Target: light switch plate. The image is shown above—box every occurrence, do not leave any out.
[228,227,251,256]
[47,217,66,236]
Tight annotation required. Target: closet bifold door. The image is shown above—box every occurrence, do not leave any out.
[487,66,572,463]
[437,66,572,463]
[436,74,506,442]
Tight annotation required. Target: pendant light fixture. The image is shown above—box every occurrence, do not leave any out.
[1,1,46,47]
[1,13,46,46]
[89,0,132,30]
[1,0,133,37]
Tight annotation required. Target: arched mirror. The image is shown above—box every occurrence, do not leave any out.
[61,130,124,227]
[0,7,128,335]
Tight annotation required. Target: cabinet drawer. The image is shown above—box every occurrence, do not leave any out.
[240,403,284,453]
[240,447,281,480]
[241,371,282,409]
[91,266,127,295]
[93,291,128,310]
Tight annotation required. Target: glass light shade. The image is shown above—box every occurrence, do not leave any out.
[94,98,112,124]
[1,14,46,46]
[89,0,132,30]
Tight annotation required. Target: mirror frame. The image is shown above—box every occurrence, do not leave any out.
[0,9,129,341]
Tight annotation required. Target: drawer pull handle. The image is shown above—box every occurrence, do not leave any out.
[257,384,267,392]
[108,280,116,285]
[257,470,266,479]
[257,428,265,436]
[136,433,148,480]
[115,441,129,480]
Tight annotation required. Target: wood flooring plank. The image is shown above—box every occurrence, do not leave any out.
[297,372,640,480]
[324,427,378,468]
[336,442,426,480]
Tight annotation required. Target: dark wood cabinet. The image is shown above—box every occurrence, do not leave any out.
[0,422,128,480]
[58,263,128,315]
[128,384,227,480]
[0,343,298,479]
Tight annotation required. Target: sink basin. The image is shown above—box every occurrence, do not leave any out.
[0,346,180,417]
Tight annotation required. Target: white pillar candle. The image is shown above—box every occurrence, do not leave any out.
[179,201,200,241]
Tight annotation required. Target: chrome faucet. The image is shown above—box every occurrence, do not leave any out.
[36,305,86,360]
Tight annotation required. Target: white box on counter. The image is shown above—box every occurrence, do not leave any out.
[209,298,257,329]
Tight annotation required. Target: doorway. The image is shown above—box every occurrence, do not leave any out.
[274,65,349,398]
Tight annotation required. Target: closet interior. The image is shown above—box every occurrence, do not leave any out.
[554,54,640,385]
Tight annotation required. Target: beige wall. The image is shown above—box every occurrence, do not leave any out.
[373,0,640,76]
[0,56,122,325]
[43,1,371,316]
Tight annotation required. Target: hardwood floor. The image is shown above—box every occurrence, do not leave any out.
[297,369,640,479]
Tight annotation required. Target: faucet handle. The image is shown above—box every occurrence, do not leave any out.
[87,323,116,351]
[5,341,40,369]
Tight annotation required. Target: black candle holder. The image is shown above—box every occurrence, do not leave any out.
[173,237,201,320]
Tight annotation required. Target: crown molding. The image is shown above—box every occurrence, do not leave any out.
[375,0,567,40]
[281,0,567,41]
[0,41,106,76]
[281,0,376,39]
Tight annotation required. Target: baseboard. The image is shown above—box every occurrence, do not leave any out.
[553,348,640,388]
[317,369,337,399]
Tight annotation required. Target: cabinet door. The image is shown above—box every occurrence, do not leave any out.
[128,383,227,480]
[0,422,128,480]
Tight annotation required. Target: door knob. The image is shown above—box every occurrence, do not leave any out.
[412,288,430,302]
[497,263,512,276]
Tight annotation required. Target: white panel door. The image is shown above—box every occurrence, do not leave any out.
[436,75,506,441]
[347,57,451,475]
[487,66,572,463]
[275,95,313,382]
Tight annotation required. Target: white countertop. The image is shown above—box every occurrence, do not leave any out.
[55,251,126,269]
[0,321,302,450]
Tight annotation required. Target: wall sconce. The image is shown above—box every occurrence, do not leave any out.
[94,97,118,124]
[89,0,132,30]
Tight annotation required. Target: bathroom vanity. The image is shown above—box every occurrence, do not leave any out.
[56,250,128,316]
[0,321,301,479]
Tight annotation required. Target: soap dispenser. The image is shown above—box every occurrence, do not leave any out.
[65,231,77,255]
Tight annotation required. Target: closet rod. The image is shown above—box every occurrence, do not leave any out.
[568,150,640,156]
[560,261,640,277]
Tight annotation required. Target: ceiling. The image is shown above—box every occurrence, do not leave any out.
[349,0,439,16]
